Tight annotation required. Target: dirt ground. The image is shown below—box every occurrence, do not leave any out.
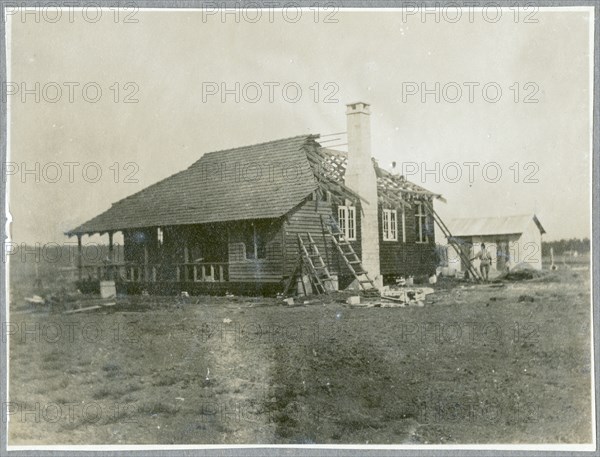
[7,266,593,445]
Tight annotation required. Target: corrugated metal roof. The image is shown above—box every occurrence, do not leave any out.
[445,214,546,237]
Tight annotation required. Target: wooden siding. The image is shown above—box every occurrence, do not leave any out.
[283,198,339,278]
[227,219,285,282]
[378,203,437,277]
[303,198,438,281]
[329,200,362,280]
[119,200,439,287]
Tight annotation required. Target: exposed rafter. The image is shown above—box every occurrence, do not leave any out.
[313,146,444,209]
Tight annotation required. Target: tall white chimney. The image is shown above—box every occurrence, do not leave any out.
[344,102,381,285]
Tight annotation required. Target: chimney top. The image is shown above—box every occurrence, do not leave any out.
[346,101,370,115]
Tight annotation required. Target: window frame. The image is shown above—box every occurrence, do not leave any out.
[243,223,268,260]
[338,205,357,241]
[401,207,406,243]
[415,202,428,243]
[382,209,398,241]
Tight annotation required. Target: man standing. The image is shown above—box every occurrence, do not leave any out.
[472,243,492,281]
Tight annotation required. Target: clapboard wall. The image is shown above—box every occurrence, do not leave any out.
[378,203,437,278]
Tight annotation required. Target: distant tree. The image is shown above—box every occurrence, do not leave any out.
[542,238,590,256]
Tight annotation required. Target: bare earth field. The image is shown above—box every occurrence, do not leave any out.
[7,266,593,445]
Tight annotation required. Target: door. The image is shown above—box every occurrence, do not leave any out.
[496,240,508,271]
[460,242,471,272]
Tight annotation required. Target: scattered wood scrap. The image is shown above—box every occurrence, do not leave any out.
[63,300,116,314]
[64,305,103,314]
[380,286,435,307]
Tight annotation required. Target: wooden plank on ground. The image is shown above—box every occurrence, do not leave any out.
[64,305,102,314]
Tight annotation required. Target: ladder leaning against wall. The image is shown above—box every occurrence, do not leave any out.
[421,199,483,282]
[320,214,380,297]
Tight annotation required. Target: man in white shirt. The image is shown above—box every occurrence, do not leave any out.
[472,243,492,281]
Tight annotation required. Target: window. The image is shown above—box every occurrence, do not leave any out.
[338,206,356,240]
[382,209,398,241]
[401,208,406,243]
[157,227,164,246]
[415,202,428,243]
[242,223,268,260]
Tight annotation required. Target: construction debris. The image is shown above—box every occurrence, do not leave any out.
[380,286,435,307]
[62,299,116,314]
[346,296,360,305]
[64,305,103,314]
[25,295,45,307]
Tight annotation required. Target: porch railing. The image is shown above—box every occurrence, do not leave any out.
[79,262,229,283]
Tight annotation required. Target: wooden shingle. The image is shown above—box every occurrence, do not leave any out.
[67,135,319,235]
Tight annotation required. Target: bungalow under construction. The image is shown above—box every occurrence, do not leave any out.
[67,102,444,295]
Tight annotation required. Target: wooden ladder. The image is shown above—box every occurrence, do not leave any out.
[283,233,333,296]
[421,199,482,282]
[321,214,380,297]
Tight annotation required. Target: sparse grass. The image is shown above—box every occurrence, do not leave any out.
[102,362,122,379]
[53,395,73,405]
[263,269,593,444]
[102,403,138,425]
[92,386,113,400]
[137,400,181,417]
[92,382,141,400]
[8,268,592,445]
[152,374,179,387]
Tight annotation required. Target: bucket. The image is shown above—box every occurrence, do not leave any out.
[100,280,116,299]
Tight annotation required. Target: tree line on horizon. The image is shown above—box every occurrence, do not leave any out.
[541,238,590,256]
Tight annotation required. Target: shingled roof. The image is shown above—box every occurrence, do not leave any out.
[67,135,442,236]
[67,135,320,235]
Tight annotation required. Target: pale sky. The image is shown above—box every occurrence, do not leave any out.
[7,8,593,243]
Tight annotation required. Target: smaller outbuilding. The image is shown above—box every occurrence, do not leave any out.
[444,214,546,274]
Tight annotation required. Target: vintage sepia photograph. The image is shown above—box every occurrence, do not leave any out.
[2,2,596,453]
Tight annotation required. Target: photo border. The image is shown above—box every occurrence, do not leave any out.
[0,1,597,455]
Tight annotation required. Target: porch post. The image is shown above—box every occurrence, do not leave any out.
[143,243,149,282]
[183,245,189,281]
[282,218,287,278]
[77,234,83,281]
[108,231,114,280]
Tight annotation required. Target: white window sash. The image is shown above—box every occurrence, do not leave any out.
[382,210,389,240]
[339,205,357,241]
[338,206,347,236]
[416,203,428,243]
[401,208,406,243]
[383,209,397,241]
[347,206,356,240]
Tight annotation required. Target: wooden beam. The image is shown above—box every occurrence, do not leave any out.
[304,146,370,204]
